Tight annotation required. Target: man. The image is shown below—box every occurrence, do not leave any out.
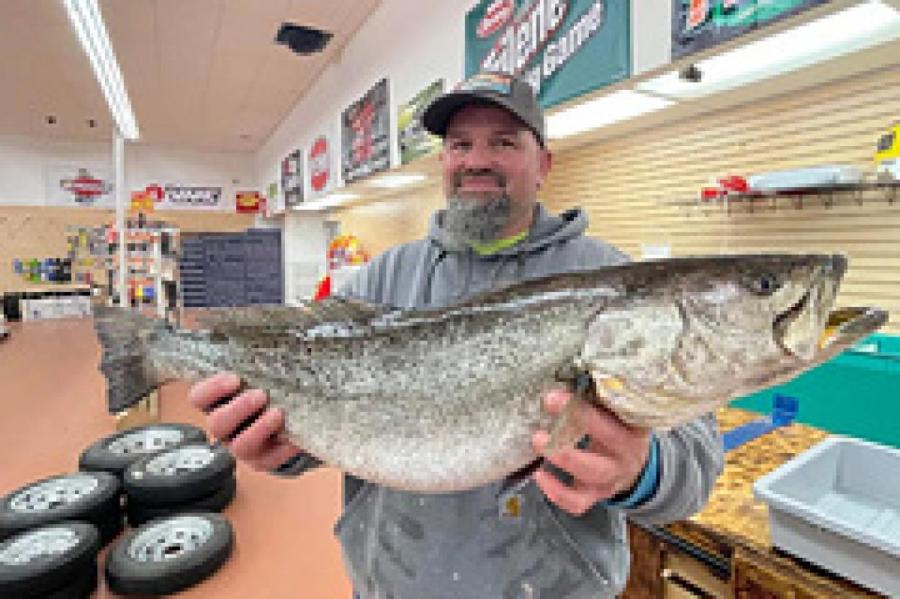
[189,72,724,598]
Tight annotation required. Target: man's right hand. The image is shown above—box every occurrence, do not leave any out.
[187,372,302,472]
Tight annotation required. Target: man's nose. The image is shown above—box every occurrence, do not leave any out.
[461,141,497,168]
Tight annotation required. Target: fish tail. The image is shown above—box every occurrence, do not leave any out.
[93,306,166,413]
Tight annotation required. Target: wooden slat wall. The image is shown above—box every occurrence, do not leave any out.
[543,65,900,335]
[338,66,900,334]
[0,206,255,293]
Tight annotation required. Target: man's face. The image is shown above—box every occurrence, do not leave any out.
[438,104,551,247]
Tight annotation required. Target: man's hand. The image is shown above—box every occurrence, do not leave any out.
[187,373,301,472]
[531,390,651,516]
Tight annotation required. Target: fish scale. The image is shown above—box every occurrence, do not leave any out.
[94,253,887,493]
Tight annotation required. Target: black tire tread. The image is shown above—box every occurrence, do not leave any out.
[0,473,120,542]
[0,522,99,597]
[123,443,235,506]
[126,476,236,527]
[79,423,207,477]
[105,512,233,596]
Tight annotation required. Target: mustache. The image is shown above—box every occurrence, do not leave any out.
[452,169,507,191]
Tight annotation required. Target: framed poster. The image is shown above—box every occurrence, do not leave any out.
[341,78,391,185]
[398,79,444,165]
[672,0,831,59]
[282,149,305,208]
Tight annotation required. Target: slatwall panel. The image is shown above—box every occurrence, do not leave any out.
[0,205,255,293]
[544,65,900,335]
[336,66,900,334]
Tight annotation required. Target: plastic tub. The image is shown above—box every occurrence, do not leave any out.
[753,436,900,596]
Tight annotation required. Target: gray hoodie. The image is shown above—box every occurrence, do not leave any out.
[286,203,723,598]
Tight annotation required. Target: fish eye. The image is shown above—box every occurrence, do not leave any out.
[747,274,781,296]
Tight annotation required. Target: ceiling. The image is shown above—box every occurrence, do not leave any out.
[0,0,381,152]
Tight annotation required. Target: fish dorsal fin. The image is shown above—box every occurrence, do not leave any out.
[195,297,390,346]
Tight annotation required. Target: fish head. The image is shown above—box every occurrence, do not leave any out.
[688,253,846,361]
[581,254,887,428]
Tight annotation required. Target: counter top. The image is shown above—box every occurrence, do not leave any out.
[662,407,882,597]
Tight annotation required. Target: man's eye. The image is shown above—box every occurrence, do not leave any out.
[447,140,470,151]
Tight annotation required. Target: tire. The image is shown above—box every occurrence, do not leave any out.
[105,512,234,596]
[126,476,236,527]
[79,423,207,478]
[123,443,235,506]
[95,510,125,545]
[0,472,120,542]
[43,564,98,599]
[0,521,99,598]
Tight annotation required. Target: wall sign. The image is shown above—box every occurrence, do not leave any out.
[308,136,331,196]
[163,185,222,207]
[282,149,305,208]
[672,0,831,59]
[465,0,630,109]
[46,165,114,207]
[398,79,444,165]
[235,191,262,213]
[341,78,391,185]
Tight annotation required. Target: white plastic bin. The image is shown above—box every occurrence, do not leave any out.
[753,436,900,596]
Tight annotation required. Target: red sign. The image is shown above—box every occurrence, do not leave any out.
[60,168,111,204]
[235,191,262,213]
[309,136,330,193]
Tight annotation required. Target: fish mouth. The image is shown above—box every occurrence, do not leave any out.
[816,307,889,350]
[773,289,812,357]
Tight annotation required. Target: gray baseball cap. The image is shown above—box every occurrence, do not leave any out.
[422,72,546,147]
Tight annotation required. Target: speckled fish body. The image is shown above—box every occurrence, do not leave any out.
[93,253,886,493]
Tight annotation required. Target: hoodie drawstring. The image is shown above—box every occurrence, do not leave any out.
[422,248,447,306]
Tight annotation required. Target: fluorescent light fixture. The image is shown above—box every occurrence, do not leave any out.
[366,173,428,189]
[63,0,140,140]
[637,0,900,100]
[546,90,674,139]
[293,192,359,211]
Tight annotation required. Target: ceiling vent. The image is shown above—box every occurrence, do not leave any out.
[275,23,333,55]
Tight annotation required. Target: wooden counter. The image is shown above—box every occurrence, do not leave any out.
[623,408,884,598]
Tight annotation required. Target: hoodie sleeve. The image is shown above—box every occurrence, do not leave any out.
[618,413,724,524]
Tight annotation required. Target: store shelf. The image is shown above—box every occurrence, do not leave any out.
[664,178,900,216]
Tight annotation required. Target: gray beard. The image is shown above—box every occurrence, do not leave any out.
[441,194,512,252]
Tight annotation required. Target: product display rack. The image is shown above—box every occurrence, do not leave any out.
[108,219,180,317]
[667,177,900,216]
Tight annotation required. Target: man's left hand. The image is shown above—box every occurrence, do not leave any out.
[531,390,651,516]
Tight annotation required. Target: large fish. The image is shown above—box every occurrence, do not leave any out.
[93,254,886,493]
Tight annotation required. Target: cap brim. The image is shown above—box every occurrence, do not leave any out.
[421,92,537,141]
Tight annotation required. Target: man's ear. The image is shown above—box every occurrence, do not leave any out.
[537,148,552,189]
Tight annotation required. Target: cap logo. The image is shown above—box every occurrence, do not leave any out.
[455,72,513,96]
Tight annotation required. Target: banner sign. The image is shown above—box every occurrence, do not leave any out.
[130,191,155,213]
[398,79,444,165]
[465,0,630,108]
[163,185,222,208]
[308,135,333,198]
[282,149,305,208]
[672,0,831,59]
[235,191,262,213]
[341,78,391,184]
[46,166,114,207]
